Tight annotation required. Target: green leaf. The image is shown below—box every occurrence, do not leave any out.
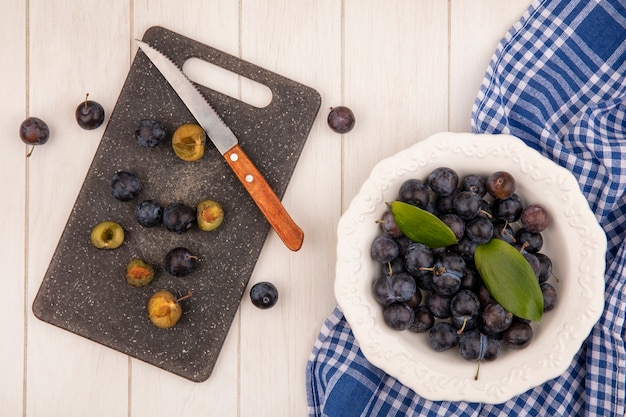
[390,201,458,248]
[475,238,544,322]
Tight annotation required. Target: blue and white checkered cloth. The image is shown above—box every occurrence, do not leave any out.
[306,0,626,415]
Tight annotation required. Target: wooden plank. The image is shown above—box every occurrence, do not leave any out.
[342,0,450,208]
[449,0,534,132]
[25,1,131,416]
[0,2,26,416]
[129,2,241,416]
[238,0,342,416]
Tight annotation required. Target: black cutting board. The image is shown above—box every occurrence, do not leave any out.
[32,26,321,382]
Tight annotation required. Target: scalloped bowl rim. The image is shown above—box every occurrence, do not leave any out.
[335,132,606,404]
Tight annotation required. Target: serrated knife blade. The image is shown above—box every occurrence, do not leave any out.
[136,39,304,251]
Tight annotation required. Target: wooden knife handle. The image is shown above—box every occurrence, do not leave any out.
[223,144,304,251]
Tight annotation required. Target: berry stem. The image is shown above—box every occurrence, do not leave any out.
[26,145,35,158]
[457,316,468,335]
[84,93,90,112]
[176,291,193,303]
[519,241,529,252]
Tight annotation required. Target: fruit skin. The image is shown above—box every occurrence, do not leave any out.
[196,199,224,231]
[486,171,515,200]
[75,95,105,130]
[459,331,501,361]
[409,306,435,333]
[428,167,459,197]
[491,193,523,222]
[164,247,198,277]
[125,259,155,287]
[371,235,399,263]
[503,321,533,349]
[521,204,549,233]
[383,303,415,331]
[427,293,452,319]
[440,213,465,241]
[399,179,430,208]
[250,281,279,309]
[134,199,163,227]
[172,123,206,161]
[452,191,482,220]
[147,290,190,329]
[535,253,553,283]
[111,171,141,202]
[163,203,196,234]
[373,273,417,306]
[465,217,493,244]
[481,303,513,334]
[327,106,356,134]
[19,117,50,145]
[541,282,557,311]
[135,119,166,148]
[461,174,487,197]
[428,321,459,351]
[20,117,50,156]
[377,210,403,238]
[90,221,124,249]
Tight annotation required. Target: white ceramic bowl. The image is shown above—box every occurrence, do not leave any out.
[335,132,606,404]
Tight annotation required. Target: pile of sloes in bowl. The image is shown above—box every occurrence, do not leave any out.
[371,167,557,370]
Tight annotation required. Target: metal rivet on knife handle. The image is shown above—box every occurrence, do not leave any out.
[224,144,304,251]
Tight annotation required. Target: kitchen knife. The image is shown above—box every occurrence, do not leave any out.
[136,39,304,251]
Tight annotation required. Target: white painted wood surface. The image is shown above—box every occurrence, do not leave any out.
[2,1,534,416]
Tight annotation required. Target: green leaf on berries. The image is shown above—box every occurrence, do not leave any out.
[390,201,458,248]
[475,238,544,322]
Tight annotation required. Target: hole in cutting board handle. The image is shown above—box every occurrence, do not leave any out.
[183,57,273,109]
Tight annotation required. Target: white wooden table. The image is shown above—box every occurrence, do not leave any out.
[2,1,534,415]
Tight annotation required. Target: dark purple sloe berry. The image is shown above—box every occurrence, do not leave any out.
[20,116,50,157]
[110,171,141,201]
[383,303,415,331]
[135,119,166,148]
[461,174,487,197]
[76,94,105,130]
[535,253,553,283]
[440,213,465,241]
[428,167,459,197]
[164,247,198,277]
[327,106,355,134]
[503,321,534,349]
[399,178,431,208]
[452,191,482,220]
[481,303,513,335]
[521,204,549,233]
[428,322,459,352]
[371,235,399,263]
[491,194,523,222]
[459,331,501,361]
[250,281,279,309]
[409,306,435,333]
[134,199,162,227]
[163,203,196,234]
[377,210,403,237]
[541,282,557,311]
